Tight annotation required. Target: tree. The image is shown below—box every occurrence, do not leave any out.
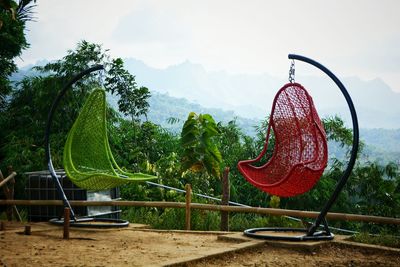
[181,112,222,178]
[105,58,150,122]
[216,119,269,207]
[33,41,151,121]
[179,112,223,194]
[0,0,35,110]
[0,41,151,197]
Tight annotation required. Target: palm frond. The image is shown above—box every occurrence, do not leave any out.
[16,0,36,22]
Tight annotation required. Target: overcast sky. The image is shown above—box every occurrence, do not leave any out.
[18,0,400,92]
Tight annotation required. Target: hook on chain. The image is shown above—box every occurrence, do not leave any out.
[289,59,295,83]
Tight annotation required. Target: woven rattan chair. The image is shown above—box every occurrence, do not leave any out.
[63,89,157,191]
[238,83,328,197]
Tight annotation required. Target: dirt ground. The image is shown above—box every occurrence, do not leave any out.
[0,221,399,267]
[192,243,400,267]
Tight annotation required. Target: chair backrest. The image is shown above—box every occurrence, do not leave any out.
[63,88,157,190]
[238,83,328,197]
[64,89,117,177]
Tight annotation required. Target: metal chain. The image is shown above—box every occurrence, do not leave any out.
[289,59,295,83]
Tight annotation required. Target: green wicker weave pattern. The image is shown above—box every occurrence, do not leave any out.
[63,88,157,190]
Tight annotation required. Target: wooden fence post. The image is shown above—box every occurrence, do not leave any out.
[0,170,11,221]
[7,166,21,222]
[185,184,192,230]
[0,168,22,222]
[220,167,230,231]
[24,225,31,235]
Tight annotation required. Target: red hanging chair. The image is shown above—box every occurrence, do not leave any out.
[238,82,328,197]
[240,54,359,241]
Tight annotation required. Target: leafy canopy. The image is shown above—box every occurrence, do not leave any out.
[0,41,152,197]
[0,0,35,110]
[181,112,222,178]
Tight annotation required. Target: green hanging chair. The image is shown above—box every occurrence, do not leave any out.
[63,88,157,190]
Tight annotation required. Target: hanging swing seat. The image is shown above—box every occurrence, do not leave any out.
[238,83,328,197]
[63,88,157,191]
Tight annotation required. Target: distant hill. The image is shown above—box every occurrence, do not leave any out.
[360,128,400,164]
[11,60,48,81]
[108,91,260,137]
[124,58,400,129]
[15,57,400,129]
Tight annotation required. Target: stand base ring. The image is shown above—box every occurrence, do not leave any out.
[244,227,334,241]
[49,217,129,228]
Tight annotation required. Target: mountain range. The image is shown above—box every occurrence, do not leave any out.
[123,58,400,129]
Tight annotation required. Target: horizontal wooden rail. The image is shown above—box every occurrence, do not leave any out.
[1,200,399,225]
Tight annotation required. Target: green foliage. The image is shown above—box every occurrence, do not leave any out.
[0,41,152,197]
[0,0,33,110]
[120,183,164,202]
[121,205,221,231]
[154,152,184,190]
[121,207,161,226]
[1,42,107,172]
[34,41,151,122]
[0,75,65,195]
[36,41,108,77]
[105,58,150,121]
[151,208,220,231]
[108,118,179,173]
[350,232,400,248]
[181,112,222,178]
[323,116,354,148]
[216,119,269,207]
[269,195,280,208]
[322,115,365,156]
[349,162,400,219]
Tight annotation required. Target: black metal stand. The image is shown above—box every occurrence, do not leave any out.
[45,65,129,228]
[244,54,359,241]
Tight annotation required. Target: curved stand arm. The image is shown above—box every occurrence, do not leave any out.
[288,54,359,236]
[45,65,104,220]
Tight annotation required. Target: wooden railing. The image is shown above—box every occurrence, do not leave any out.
[1,198,399,227]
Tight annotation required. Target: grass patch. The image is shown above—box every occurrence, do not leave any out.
[121,207,302,231]
[350,232,400,248]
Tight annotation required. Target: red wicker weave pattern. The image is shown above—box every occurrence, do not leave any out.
[238,83,327,197]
